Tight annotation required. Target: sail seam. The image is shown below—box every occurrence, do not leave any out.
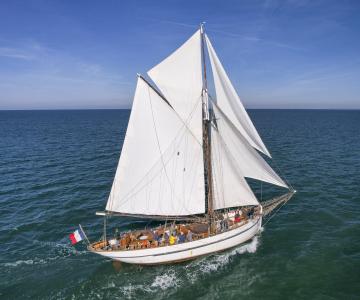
[110,111,204,214]
[147,85,177,211]
[112,100,203,212]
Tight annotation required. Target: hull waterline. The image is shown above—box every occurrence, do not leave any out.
[89,216,262,265]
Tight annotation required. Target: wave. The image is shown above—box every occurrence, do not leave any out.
[98,236,261,299]
[151,269,181,290]
[184,236,260,283]
[3,258,47,267]
[5,236,260,300]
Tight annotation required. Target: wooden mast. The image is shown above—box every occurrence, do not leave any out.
[200,23,214,228]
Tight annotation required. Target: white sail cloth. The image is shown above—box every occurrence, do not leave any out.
[211,102,288,209]
[148,30,203,142]
[105,28,289,216]
[211,126,259,209]
[106,78,205,216]
[205,35,271,157]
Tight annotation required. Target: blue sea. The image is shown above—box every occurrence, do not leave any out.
[0,109,359,299]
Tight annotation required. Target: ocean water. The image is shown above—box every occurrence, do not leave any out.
[0,109,359,300]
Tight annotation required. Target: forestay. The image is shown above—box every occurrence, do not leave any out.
[106,78,205,216]
[205,35,271,157]
[148,30,203,142]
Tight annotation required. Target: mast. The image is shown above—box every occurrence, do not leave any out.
[200,23,214,222]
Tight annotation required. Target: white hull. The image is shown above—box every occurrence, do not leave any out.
[90,216,262,265]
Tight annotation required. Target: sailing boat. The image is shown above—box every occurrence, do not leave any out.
[87,24,295,264]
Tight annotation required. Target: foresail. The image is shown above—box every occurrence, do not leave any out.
[205,35,271,157]
[212,102,288,191]
[106,78,205,216]
[148,30,203,142]
[212,126,259,209]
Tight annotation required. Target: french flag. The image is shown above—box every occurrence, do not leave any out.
[69,228,85,245]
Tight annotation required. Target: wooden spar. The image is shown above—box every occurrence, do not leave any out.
[137,74,173,109]
[79,224,91,245]
[200,23,215,223]
[201,24,208,92]
[96,211,205,221]
[261,190,296,217]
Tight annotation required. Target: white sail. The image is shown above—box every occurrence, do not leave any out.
[211,126,259,209]
[212,102,288,197]
[106,77,205,216]
[148,30,203,142]
[205,35,271,157]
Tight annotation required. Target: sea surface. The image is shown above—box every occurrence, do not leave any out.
[0,109,359,300]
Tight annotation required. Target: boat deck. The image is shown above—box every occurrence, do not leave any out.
[90,207,260,252]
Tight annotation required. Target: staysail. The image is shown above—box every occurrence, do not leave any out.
[211,125,259,209]
[211,102,288,210]
[205,35,271,157]
[106,77,205,216]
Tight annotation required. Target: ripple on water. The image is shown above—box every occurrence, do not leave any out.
[62,237,261,300]
[1,110,360,299]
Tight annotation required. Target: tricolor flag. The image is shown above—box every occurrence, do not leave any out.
[69,227,85,245]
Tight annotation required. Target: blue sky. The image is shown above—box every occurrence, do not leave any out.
[0,0,359,109]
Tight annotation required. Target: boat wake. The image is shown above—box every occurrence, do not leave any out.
[105,236,261,299]
[2,241,88,268]
[184,236,259,283]
[49,236,262,300]
[151,269,181,290]
[3,258,48,267]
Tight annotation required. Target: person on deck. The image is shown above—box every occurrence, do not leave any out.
[164,231,170,244]
[178,232,186,243]
[234,210,241,223]
[186,230,193,242]
[248,207,254,219]
[224,219,229,230]
[169,233,177,245]
[220,219,225,231]
[153,230,159,242]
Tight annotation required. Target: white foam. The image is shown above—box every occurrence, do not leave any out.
[64,239,261,299]
[185,236,260,283]
[3,258,47,267]
[232,235,259,254]
[151,269,180,290]
[119,284,138,299]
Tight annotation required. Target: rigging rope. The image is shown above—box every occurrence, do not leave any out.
[109,89,205,218]
[262,200,288,227]
[112,99,199,209]
[261,191,295,226]
[147,86,175,202]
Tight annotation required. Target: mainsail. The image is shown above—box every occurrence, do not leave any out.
[106,77,205,216]
[105,27,289,217]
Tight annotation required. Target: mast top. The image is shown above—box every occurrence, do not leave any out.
[200,22,206,34]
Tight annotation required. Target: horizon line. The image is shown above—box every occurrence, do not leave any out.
[0,108,359,111]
